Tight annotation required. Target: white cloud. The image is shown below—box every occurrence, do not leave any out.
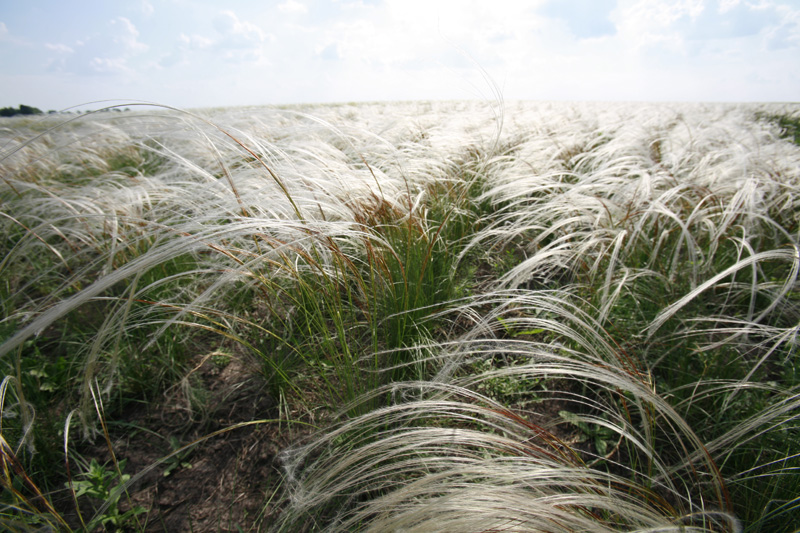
[601,0,800,80]
[278,0,308,15]
[614,0,701,47]
[5,0,798,108]
[0,20,26,46]
[45,43,74,54]
[313,0,493,70]
[89,56,132,75]
[111,17,148,54]
[539,0,617,39]
[159,10,274,68]
[336,1,378,10]
[316,42,340,61]
[140,0,155,16]
[43,17,149,76]
[180,33,214,50]
[717,0,741,14]
[158,32,213,68]
[213,10,267,44]
[44,43,73,71]
[212,10,273,63]
[764,5,800,50]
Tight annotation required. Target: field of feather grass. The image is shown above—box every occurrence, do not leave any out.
[1,99,800,532]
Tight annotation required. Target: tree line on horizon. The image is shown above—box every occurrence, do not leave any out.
[0,104,44,117]
[1,105,136,116]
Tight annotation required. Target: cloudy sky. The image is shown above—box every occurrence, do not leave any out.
[1,0,798,110]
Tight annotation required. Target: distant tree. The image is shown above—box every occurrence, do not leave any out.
[18,104,43,115]
[0,105,44,117]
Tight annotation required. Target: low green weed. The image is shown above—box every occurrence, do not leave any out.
[558,409,615,459]
[68,458,147,531]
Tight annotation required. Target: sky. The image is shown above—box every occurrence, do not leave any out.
[1,0,798,110]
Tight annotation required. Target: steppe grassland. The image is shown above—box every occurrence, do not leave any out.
[1,100,799,531]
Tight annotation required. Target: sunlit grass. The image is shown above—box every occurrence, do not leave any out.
[1,101,799,531]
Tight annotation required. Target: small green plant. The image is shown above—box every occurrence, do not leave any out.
[473,356,545,408]
[495,316,545,338]
[211,351,232,369]
[559,410,615,458]
[162,436,193,478]
[69,458,146,531]
[488,246,524,278]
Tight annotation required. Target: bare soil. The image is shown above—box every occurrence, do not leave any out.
[59,352,319,532]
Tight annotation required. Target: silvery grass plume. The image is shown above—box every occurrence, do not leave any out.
[275,288,797,531]
[273,307,738,531]
[1,101,799,530]
[0,101,503,425]
[274,103,800,531]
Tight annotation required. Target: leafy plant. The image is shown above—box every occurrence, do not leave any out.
[162,436,193,478]
[68,458,146,531]
[558,409,615,458]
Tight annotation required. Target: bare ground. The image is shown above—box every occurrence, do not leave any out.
[59,352,323,532]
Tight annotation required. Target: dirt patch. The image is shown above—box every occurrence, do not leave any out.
[59,351,316,532]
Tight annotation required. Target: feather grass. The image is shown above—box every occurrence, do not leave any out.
[1,101,799,530]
